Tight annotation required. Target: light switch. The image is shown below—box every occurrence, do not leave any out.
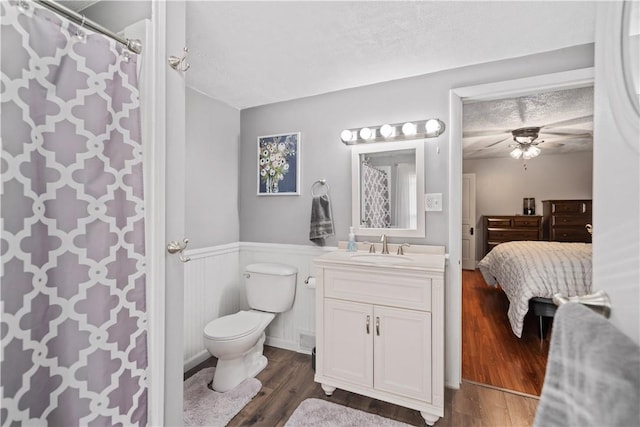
[425,193,443,211]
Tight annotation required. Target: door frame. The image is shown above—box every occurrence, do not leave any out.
[448,67,595,387]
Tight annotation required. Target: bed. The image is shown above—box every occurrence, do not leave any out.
[477,240,592,338]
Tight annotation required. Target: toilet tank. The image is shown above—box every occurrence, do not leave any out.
[244,263,297,313]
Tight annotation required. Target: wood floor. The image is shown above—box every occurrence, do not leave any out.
[462,269,550,396]
[185,346,539,426]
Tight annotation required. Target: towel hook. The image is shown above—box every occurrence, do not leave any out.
[311,179,330,197]
[167,238,191,263]
[168,47,191,72]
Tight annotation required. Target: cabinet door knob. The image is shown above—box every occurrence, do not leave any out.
[376,317,380,336]
[366,315,370,335]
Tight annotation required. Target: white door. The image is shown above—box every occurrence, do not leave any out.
[373,306,432,402]
[462,173,477,270]
[323,299,374,388]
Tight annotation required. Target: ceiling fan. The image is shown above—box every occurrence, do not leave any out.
[509,127,543,159]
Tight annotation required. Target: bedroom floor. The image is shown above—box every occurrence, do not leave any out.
[462,269,550,396]
[186,346,539,426]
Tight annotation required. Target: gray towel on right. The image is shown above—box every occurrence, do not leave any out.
[309,194,334,245]
[534,303,640,427]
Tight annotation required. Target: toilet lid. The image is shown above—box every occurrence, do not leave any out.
[203,311,264,341]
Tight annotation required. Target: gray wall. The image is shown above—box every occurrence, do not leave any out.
[464,151,593,260]
[239,44,595,248]
[186,88,241,249]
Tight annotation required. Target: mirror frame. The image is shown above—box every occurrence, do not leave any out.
[351,139,425,238]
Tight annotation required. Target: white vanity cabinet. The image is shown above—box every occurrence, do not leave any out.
[313,249,446,426]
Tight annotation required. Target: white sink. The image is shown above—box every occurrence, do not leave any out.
[350,253,413,265]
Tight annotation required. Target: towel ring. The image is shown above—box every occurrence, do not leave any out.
[311,179,330,197]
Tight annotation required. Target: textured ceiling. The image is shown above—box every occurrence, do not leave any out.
[59,1,596,159]
[462,86,594,159]
[185,1,597,109]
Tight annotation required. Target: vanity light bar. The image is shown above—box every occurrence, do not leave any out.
[340,119,446,145]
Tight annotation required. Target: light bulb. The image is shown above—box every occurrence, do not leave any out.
[380,124,394,138]
[340,129,353,143]
[510,148,523,159]
[359,127,373,140]
[523,146,541,159]
[425,119,442,135]
[402,122,417,136]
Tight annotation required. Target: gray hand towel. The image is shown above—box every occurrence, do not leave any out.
[534,303,640,427]
[309,194,334,245]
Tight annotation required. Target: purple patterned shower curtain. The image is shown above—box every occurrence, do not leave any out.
[362,162,391,228]
[1,2,148,425]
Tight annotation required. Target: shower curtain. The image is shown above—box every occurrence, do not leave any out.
[361,162,391,228]
[394,163,417,229]
[1,3,148,426]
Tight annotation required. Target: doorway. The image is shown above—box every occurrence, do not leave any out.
[449,68,595,394]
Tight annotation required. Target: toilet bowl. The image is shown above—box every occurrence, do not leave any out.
[204,310,275,392]
[202,263,297,392]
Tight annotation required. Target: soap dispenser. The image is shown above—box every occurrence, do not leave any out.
[347,226,357,252]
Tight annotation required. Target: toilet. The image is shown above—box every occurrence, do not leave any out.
[203,263,297,392]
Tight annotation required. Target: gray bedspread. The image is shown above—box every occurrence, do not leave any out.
[534,303,640,427]
[478,241,592,337]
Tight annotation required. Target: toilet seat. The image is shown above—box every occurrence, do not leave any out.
[204,311,270,341]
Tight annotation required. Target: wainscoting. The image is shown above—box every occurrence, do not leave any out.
[183,242,335,371]
[183,242,241,370]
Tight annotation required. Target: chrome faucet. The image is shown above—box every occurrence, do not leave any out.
[397,243,411,255]
[380,234,389,254]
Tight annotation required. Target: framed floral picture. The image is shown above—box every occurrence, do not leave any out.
[257,132,300,195]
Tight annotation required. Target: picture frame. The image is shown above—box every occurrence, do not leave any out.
[257,132,301,196]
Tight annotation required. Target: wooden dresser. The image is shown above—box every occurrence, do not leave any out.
[542,200,592,242]
[483,215,543,256]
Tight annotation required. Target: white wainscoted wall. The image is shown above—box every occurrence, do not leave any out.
[183,242,241,370]
[183,242,335,371]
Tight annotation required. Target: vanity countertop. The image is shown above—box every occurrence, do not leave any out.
[314,247,446,273]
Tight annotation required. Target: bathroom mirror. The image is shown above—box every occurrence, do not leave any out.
[351,140,425,237]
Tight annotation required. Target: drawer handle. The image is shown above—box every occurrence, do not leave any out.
[376,317,380,336]
[366,315,370,335]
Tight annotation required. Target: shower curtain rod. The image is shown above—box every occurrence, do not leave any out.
[35,0,142,54]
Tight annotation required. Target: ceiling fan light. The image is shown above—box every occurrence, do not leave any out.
[510,147,523,159]
[514,135,538,144]
[528,146,541,157]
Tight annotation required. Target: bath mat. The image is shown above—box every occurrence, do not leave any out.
[183,367,261,426]
[285,398,415,427]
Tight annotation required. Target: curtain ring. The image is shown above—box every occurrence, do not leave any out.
[76,14,87,40]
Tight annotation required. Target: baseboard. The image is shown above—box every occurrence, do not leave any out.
[445,379,461,390]
[265,336,302,354]
[183,337,311,373]
[184,349,211,372]
[462,379,540,400]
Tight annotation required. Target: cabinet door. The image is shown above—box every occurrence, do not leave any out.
[323,299,373,388]
[374,306,432,402]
